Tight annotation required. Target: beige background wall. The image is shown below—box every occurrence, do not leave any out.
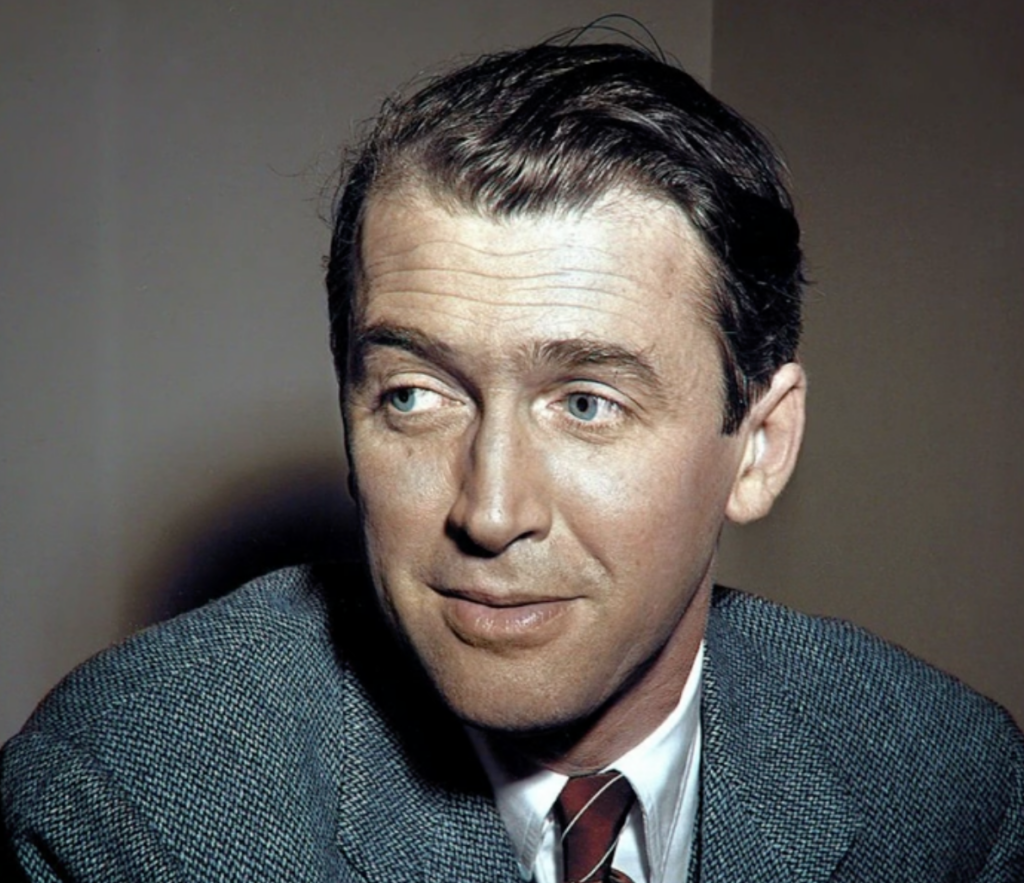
[1,1,1020,744]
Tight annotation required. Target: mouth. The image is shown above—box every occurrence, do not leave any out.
[435,586,577,649]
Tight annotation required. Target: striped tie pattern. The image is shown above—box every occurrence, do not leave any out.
[555,770,637,883]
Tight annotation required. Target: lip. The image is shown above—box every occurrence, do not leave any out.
[436,587,577,649]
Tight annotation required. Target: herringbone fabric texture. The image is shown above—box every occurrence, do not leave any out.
[556,771,635,883]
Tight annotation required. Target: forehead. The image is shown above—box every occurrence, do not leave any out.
[357,186,714,315]
[349,188,725,399]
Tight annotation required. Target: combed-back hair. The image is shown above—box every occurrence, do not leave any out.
[326,41,803,433]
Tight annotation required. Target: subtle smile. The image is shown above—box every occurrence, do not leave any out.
[436,588,577,650]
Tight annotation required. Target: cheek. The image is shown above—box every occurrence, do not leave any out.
[350,432,455,556]
[552,434,737,563]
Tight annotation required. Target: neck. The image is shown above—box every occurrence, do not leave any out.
[490,580,710,776]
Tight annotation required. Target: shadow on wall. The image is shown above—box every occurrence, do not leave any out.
[135,458,361,625]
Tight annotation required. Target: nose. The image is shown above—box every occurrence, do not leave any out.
[446,409,552,555]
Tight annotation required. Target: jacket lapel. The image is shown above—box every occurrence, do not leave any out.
[330,580,520,882]
[335,668,520,881]
[698,594,863,882]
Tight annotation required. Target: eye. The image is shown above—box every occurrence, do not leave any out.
[564,392,618,423]
[566,393,599,421]
[384,387,444,414]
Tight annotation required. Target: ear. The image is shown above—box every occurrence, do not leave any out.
[725,362,806,524]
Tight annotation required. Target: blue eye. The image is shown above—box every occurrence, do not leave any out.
[384,386,447,415]
[388,388,419,412]
[567,393,601,421]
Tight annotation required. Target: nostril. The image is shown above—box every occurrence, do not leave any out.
[444,518,505,559]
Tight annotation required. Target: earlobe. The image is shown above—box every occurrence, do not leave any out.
[725,362,806,524]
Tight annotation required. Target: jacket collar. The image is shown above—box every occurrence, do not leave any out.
[699,589,864,881]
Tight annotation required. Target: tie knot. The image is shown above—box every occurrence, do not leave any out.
[555,771,636,883]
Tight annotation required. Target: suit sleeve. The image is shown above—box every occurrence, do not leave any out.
[2,732,186,883]
[974,710,1024,882]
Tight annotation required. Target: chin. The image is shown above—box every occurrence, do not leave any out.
[432,666,601,736]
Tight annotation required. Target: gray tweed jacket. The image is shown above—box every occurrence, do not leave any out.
[2,564,1022,881]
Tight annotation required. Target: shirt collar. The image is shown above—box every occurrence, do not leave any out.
[468,642,704,880]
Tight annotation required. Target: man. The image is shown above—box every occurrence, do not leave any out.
[3,41,1023,882]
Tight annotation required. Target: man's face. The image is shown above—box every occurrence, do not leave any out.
[344,188,748,742]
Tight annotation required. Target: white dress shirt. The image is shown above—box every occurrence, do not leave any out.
[468,643,703,883]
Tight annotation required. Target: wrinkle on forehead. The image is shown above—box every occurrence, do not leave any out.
[360,186,712,305]
[363,252,658,315]
[364,240,653,290]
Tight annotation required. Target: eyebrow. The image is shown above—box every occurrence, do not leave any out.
[528,338,665,400]
[350,321,665,401]
[352,323,455,365]
[345,322,455,386]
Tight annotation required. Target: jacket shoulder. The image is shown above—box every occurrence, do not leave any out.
[2,564,363,881]
[709,585,1021,741]
[12,566,340,741]
[706,587,1024,877]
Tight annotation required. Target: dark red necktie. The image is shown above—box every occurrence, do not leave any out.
[555,771,637,883]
